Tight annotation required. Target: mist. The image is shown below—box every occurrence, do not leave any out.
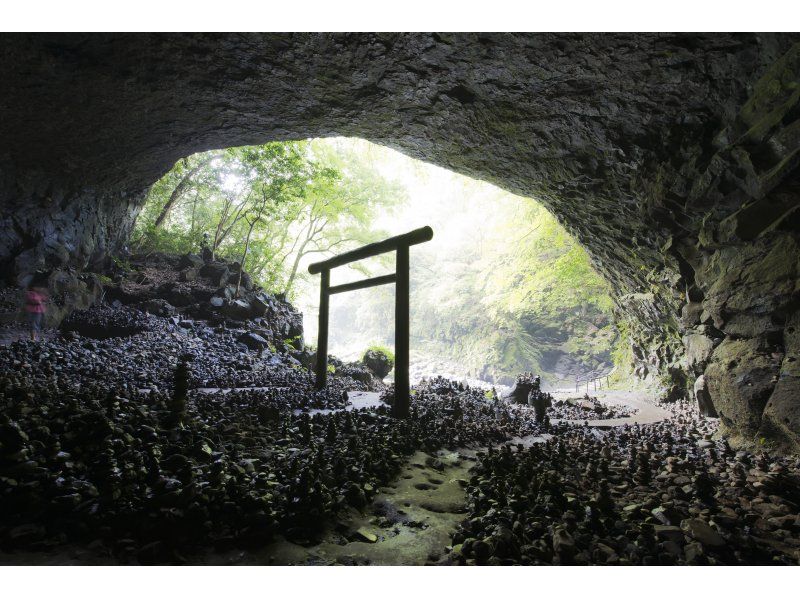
[294,138,618,389]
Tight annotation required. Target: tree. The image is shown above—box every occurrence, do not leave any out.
[153,154,217,229]
[276,140,402,295]
[235,187,270,297]
[133,139,405,301]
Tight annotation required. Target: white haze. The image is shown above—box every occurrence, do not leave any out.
[293,137,528,385]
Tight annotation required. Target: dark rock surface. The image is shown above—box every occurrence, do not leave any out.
[101,252,304,348]
[362,349,393,379]
[443,400,800,565]
[0,34,799,447]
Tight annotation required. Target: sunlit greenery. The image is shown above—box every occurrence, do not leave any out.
[134,137,622,385]
[366,344,395,366]
[310,172,619,385]
[133,140,404,299]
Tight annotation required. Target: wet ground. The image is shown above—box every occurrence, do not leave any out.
[550,390,672,428]
[204,449,475,565]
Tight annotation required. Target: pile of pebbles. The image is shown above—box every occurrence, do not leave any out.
[2,254,797,565]
[61,305,161,339]
[0,322,376,395]
[0,365,547,563]
[549,394,638,421]
[443,401,800,565]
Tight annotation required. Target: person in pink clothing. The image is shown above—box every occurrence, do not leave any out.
[24,278,48,341]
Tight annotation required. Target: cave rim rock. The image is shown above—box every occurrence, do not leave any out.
[1,32,799,450]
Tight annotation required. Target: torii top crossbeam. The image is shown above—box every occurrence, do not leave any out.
[307,226,434,418]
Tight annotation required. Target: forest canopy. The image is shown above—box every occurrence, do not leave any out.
[134,138,622,386]
[132,140,404,298]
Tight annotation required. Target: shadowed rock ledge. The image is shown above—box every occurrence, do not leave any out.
[0,33,799,449]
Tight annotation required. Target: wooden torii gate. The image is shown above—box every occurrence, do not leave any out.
[308,226,434,419]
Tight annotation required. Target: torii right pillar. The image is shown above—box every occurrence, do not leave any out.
[393,244,410,419]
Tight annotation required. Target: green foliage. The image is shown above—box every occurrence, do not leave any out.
[406,192,618,384]
[366,344,395,366]
[111,256,133,273]
[133,140,405,300]
[317,165,622,385]
[136,137,622,386]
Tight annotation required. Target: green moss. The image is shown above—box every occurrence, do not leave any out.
[737,42,800,143]
[366,344,395,367]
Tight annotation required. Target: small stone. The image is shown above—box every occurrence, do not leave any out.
[681,518,725,547]
[654,525,684,543]
[354,528,378,543]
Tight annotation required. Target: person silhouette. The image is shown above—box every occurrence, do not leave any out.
[24,275,48,341]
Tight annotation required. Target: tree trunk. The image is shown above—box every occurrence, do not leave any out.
[153,156,213,228]
[284,237,313,296]
[236,221,256,298]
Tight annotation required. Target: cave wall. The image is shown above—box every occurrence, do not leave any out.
[0,33,798,449]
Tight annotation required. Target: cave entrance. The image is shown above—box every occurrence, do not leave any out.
[131,137,620,391]
[308,226,433,418]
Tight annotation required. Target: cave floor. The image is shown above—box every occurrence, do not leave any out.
[0,386,739,566]
[0,389,667,566]
[0,447,494,566]
[0,448,476,565]
[202,449,476,565]
[550,389,672,428]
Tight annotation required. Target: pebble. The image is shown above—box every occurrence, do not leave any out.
[1,253,798,566]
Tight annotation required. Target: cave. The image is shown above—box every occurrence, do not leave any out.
[1,33,800,566]
[3,33,798,448]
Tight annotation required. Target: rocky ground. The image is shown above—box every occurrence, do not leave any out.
[0,253,799,565]
[445,400,800,565]
[549,394,638,421]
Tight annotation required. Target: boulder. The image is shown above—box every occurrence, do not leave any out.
[680,302,704,327]
[759,311,800,450]
[199,262,230,286]
[178,267,198,282]
[250,294,269,318]
[684,332,715,373]
[694,375,718,418]
[294,349,316,369]
[237,332,270,351]
[704,337,781,437]
[157,282,195,307]
[680,518,725,548]
[189,286,214,302]
[178,253,204,270]
[137,299,176,317]
[362,349,393,379]
[221,299,253,320]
